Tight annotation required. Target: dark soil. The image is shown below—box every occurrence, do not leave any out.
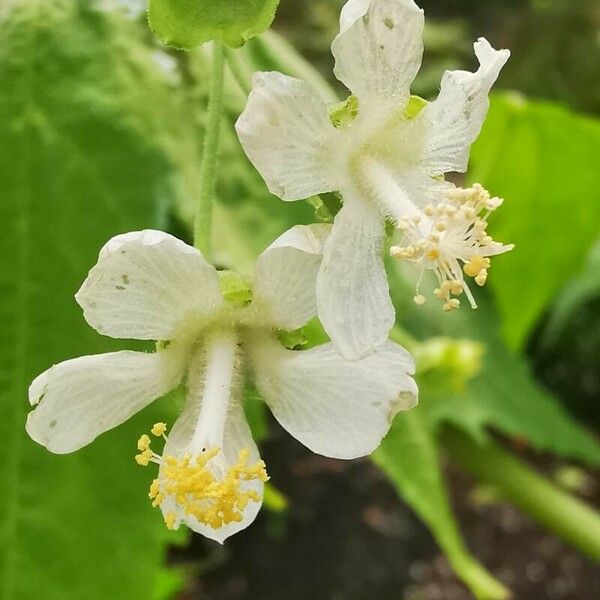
[171,423,599,600]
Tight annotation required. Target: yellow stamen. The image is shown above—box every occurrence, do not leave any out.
[443,298,460,312]
[151,422,167,437]
[147,447,268,530]
[164,512,177,530]
[475,269,488,286]
[464,256,490,278]
[135,449,153,466]
[137,434,151,451]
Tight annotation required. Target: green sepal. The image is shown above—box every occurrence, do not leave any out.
[309,191,343,223]
[218,270,253,307]
[148,0,281,49]
[329,94,359,128]
[404,94,428,119]
[277,327,308,350]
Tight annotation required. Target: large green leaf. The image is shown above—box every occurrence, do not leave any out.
[148,0,281,49]
[469,93,600,349]
[0,2,189,598]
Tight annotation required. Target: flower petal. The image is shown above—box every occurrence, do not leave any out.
[316,194,394,360]
[418,38,510,175]
[253,224,331,330]
[235,71,339,200]
[249,335,417,459]
[332,0,424,110]
[159,334,264,543]
[76,230,223,341]
[26,349,183,453]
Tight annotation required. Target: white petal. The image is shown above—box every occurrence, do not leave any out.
[419,38,510,175]
[158,335,263,543]
[235,72,339,200]
[332,0,424,110]
[339,0,371,31]
[76,230,223,341]
[249,335,417,459]
[26,349,183,453]
[316,194,394,360]
[253,224,331,330]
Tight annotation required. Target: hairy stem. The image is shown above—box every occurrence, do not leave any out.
[194,42,225,257]
[443,427,600,560]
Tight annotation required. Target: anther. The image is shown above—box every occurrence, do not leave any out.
[137,434,151,451]
[151,422,167,437]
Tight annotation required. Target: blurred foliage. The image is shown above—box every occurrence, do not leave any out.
[469,94,600,349]
[530,242,600,423]
[0,1,188,598]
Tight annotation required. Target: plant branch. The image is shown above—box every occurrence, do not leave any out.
[443,427,600,560]
[194,41,225,257]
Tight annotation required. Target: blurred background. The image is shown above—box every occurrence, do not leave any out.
[0,0,598,599]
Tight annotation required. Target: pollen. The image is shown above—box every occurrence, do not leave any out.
[151,422,168,437]
[135,449,153,466]
[164,512,177,530]
[134,427,163,466]
[390,183,513,310]
[137,434,151,451]
[144,446,268,531]
[463,256,490,278]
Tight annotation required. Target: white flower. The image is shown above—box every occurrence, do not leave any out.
[27,228,417,542]
[235,0,511,359]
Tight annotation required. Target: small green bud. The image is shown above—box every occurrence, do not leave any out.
[218,270,253,307]
[277,327,308,350]
[414,337,484,393]
[329,95,359,128]
[403,94,428,119]
[310,191,343,223]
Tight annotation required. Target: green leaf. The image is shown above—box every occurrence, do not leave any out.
[148,0,280,49]
[538,241,600,349]
[0,2,190,598]
[373,410,509,600]
[469,93,600,349]
[389,265,600,466]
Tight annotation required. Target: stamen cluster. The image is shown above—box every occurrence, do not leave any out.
[135,424,268,530]
[390,184,510,311]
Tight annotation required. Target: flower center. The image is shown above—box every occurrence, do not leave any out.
[390,184,513,311]
[135,424,268,530]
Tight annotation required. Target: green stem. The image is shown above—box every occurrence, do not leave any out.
[194,42,225,257]
[443,427,600,560]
